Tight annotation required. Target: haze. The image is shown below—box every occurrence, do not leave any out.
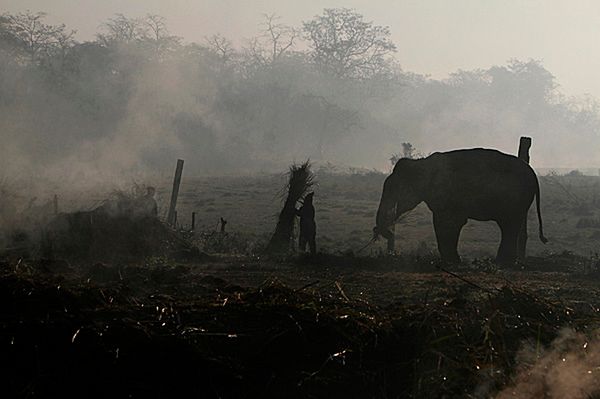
[3,0,600,97]
[2,0,600,187]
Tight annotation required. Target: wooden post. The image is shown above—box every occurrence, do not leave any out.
[517,137,532,260]
[167,159,184,226]
[191,212,196,231]
[518,137,531,163]
[53,194,58,215]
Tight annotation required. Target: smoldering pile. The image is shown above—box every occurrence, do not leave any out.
[39,190,205,262]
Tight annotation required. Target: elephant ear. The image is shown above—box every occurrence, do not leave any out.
[394,158,427,188]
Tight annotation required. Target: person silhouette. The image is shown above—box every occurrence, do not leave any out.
[296,192,316,255]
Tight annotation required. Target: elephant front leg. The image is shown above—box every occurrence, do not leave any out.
[432,213,466,264]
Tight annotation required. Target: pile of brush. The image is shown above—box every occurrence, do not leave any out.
[266,161,314,254]
[41,188,202,262]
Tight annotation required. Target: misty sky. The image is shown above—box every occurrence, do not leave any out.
[3,0,600,98]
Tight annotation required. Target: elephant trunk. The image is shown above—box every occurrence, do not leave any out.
[374,196,396,240]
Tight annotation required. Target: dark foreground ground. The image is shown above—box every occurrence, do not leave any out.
[3,252,600,398]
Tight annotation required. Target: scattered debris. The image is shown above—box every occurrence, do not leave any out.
[0,257,588,398]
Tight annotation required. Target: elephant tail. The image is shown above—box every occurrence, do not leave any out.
[535,177,549,244]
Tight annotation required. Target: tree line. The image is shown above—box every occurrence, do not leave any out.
[1,8,598,179]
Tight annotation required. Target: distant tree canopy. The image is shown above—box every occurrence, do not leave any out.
[0,11,75,65]
[303,8,396,79]
[0,8,599,180]
[97,13,181,56]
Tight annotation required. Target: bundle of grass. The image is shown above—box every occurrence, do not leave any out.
[266,161,314,254]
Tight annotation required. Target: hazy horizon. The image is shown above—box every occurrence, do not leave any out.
[3,0,600,99]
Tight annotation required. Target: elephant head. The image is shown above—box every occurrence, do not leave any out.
[374,159,425,239]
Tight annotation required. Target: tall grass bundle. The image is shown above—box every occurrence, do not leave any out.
[266,161,314,253]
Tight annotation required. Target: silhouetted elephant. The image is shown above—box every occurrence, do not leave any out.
[374,148,547,265]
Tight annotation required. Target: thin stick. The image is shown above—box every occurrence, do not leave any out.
[355,237,376,254]
[335,281,350,301]
[295,280,320,292]
[437,266,499,295]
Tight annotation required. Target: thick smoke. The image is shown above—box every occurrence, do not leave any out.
[494,328,600,399]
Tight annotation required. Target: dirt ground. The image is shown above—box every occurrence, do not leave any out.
[23,170,600,257]
[2,251,600,398]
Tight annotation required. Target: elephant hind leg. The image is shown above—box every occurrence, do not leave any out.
[517,212,528,260]
[433,213,466,264]
[496,219,521,266]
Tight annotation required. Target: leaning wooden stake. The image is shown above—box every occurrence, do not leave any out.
[517,136,532,260]
[167,159,184,226]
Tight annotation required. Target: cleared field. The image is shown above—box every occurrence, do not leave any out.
[156,172,600,259]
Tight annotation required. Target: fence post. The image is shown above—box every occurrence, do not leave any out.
[191,212,196,231]
[517,136,532,260]
[167,159,184,226]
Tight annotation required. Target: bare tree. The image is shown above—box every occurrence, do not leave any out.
[143,14,181,57]
[303,8,396,79]
[245,14,298,67]
[205,34,234,63]
[1,11,74,64]
[144,14,167,42]
[97,14,146,46]
[96,13,180,60]
[264,14,297,63]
